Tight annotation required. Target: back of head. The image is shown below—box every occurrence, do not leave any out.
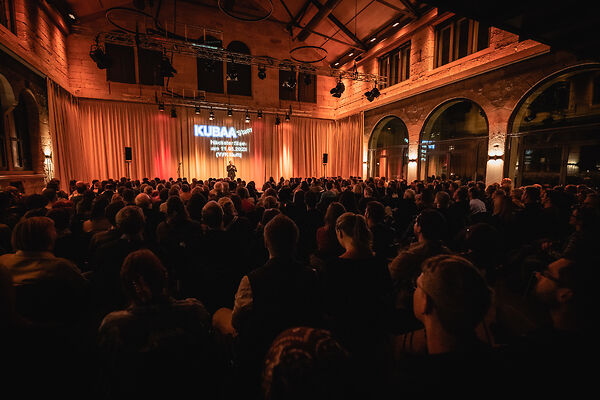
[435,191,451,209]
[524,185,541,204]
[218,196,237,217]
[264,214,299,258]
[90,197,109,220]
[324,202,346,227]
[365,201,385,224]
[122,188,136,204]
[420,254,491,335]
[121,249,168,305]
[11,217,56,252]
[46,208,71,231]
[202,201,224,229]
[416,209,447,242]
[135,193,152,209]
[115,206,145,236]
[263,327,351,400]
[166,195,188,221]
[105,200,126,227]
[335,212,372,253]
[261,208,281,226]
[305,190,319,209]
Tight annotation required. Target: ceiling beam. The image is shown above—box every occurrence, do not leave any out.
[309,0,367,50]
[296,0,343,42]
[397,0,420,17]
[374,0,409,15]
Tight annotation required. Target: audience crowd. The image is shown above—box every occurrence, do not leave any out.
[1,174,596,399]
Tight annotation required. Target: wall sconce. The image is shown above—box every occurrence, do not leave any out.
[408,158,418,163]
[488,154,503,161]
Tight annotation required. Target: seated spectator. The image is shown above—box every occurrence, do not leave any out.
[82,197,111,234]
[389,210,450,315]
[393,254,497,396]
[0,217,87,323]
[91,206,147,312]
[319,212,393,394]
[88,200,125,254]
[365,200,397,260]
[315,202,346,261]
[215,215,321,396]
[98,249,213,399]
[262,327,353,400]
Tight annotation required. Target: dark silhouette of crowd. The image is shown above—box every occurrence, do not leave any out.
[0,175,596,399]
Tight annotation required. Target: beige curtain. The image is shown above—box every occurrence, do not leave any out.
[48,84,363,185]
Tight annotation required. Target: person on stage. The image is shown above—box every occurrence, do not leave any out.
[227,160,237,180]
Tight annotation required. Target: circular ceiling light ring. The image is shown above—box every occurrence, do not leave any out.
[106,7,156,34]
[218,0,273,22]
[290,45,328,64]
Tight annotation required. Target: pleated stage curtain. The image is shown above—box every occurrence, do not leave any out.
[48,82,363,187]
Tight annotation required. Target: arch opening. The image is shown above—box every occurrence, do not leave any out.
[419,99,488,181]
[506,64,600,187]
[367,116,409,180]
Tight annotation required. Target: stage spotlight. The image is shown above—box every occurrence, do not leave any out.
[209,108,215,121]
[275,115,281,126]
[160,56,177,78]
[285,113,290,122]
[227,108,233,117]
[158,102,165,111]
[257,110,263,119]
[89,44,111,70]
[258,66,266,80]
[364,87,381,102]
[245,110,250,123]
[195,105,201,114]
[67,12,77,22]
[171,107,177,118]
[330,79,345,98]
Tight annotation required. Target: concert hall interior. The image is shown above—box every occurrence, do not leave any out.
[0,1,597,399]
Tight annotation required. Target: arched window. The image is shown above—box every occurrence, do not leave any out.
[368,116,409,179]
[197,35,224,94]
[507,65,600,186]
[226,41,251,96]
[11,91,35,170]
[419,99,488,181]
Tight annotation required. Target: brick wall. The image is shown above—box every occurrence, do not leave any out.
[67,2,338,119]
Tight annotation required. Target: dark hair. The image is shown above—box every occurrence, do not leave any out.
[121,249,168,305]
[264,214,299,257]
[415,209,447,242]
[105,200,126,227]
[90,197,109,220]
[46,208,70,231]
[115,206,145,235]
[324,202,346,228]
[202,201,223,229]
[11,217,56,252]
[365,201,385,224]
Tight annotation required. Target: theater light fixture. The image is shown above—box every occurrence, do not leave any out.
[282,69,297,89]
[393,22,400,27]
[257,110,263,119]
[158,102,165,111]
[195,105,201,114]
[364,86,381,102]
[68,13,77,22]
[285,106,291,121]
[275,115,281,126]
[160,55,177,78]
[227,108,233,117]
[370,37,377,42]
[258,66,267,80]
[170,107,177,118]
[330,78,345,98]
[227,68,239,81]
[89,40,111,70]
[209,108,215,120]
[245,110,250,123]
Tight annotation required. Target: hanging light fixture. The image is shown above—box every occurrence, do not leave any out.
[257,110,263,119]
[330,77,345,98]
[170,107,177,118]
[275,115,281,126]
[195,105,201,114]
[258,66,267,80]
[158,102,165,111]
[227,108,233,117]
[245,110,250,123]
[209,108,215,121]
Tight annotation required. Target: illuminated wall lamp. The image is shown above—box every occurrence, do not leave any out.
[488,154,503,161]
